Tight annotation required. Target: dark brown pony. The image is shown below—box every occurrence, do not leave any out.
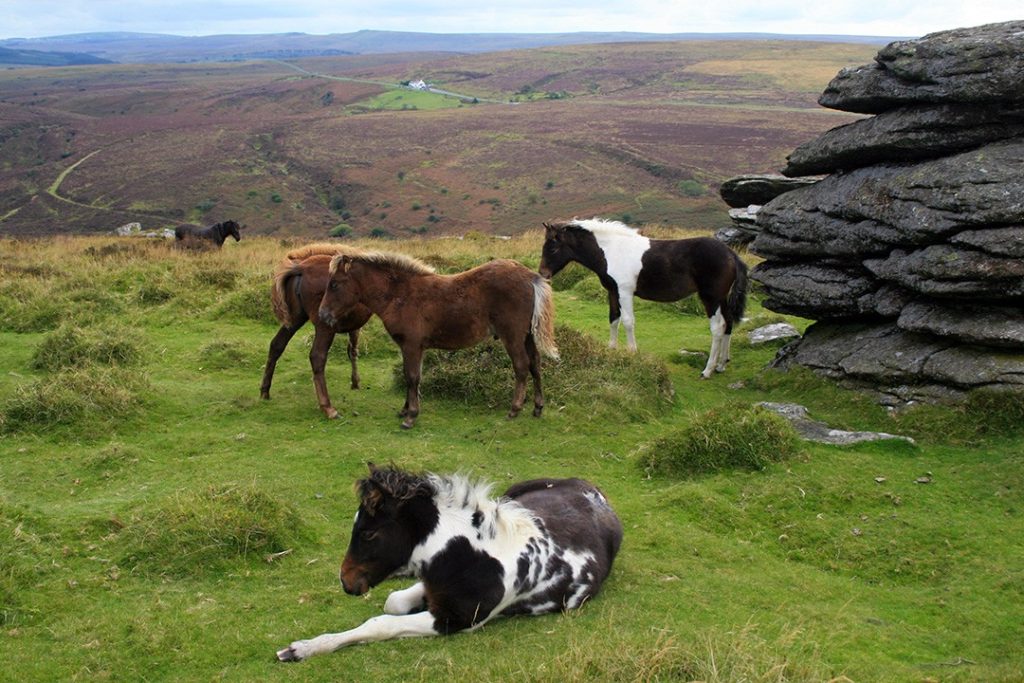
[174,220,242,249]
[319,251,558,429]
[260,244,371,419]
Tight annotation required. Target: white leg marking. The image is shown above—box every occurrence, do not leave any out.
[608,318,620,349]
[384,582,427,615]
[701,308,727,379]
[278,611,437,661]
[620,291,638,351]
[717,333,732,372]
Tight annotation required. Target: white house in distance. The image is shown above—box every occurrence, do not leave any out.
[408,79,429,90]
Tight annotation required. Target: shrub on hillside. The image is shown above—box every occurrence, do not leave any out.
[120,484,308,576]
[637,403,801,477]
[398,325,674,421]
[31,323,145,371]
[0,367,147,436]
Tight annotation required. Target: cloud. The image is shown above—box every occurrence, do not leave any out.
[1,0,1021,40]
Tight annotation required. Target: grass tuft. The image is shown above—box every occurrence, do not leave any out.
[539,619,841,683]
[120,483,309,577]
[0,367,147,435]
[637,403,801,476]
[30,323,145,371]
[213,275,276,324]
[403,325,674,420]
[0,500,53,627]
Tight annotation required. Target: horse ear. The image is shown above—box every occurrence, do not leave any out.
[358,474,385,516]
[343,256,353,273]
[367,462,378,474]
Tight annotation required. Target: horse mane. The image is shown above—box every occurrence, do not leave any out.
[283,242,363,263]
[567,217,641,240]
[271,243,367,325]
[329,250,436,277]
[428,473,538,541]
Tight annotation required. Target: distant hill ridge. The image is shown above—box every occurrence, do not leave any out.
[0,29,902,64]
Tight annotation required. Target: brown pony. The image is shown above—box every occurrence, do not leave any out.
[319,252,558,429]
[260,244,371,419]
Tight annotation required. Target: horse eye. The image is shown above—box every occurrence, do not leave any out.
[329,281,337,291]
[360,530,378,542]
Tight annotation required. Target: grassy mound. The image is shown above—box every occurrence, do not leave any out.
[120,484,308,577]
[212,275,276,324]
[31,323,145,371]
[0,366,147,435]
[0,500,53,627]
[402,325,674,420]
[637,403,801,477]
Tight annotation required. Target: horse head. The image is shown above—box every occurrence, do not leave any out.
[538,220,577,279]
[319,254,360,328]
[339,464,438,595]
[223,220,242,241]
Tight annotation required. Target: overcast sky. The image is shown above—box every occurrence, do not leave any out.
[1,0,1020,41]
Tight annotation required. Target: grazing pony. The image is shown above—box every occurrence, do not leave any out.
[276,464,623,661]
[260,244,372,419]
[173,220,242,249]
[319,251,558,429]
[539,218,748,378]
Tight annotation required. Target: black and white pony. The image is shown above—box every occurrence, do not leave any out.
[173,220,242,248]
[276,465,623,661]
[539,218,748,378]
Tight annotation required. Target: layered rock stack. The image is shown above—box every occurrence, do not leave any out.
[715,174,820,247]
[749,21,1024,404]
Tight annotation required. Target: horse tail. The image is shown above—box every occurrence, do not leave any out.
[270,259,304,327]
[726,252,748,330]
[530,275,560,360]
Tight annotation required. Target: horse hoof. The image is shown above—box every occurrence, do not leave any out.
[276,646,301,662]
[532,406,543,417]
[401,420,416,429]
[324,408,340,419]
[260,391,270,400]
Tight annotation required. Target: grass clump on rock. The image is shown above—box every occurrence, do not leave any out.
[120,483,308,577]
[404,325,674,421]
[637,403,801,477]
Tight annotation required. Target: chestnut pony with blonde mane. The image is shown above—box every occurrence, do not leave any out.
[260,244,371,419]
[319,251,558,429]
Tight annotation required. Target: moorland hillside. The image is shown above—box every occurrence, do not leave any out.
[0,40,875,238]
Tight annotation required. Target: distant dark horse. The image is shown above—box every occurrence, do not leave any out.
[319,251,558,428]
[260,244,372,419]
[174,220,242,249]
[539,218,747,378]
[276,464,623,661]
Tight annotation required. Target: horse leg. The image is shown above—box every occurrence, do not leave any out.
[526,334,544,417]
[619,290,638,351]
[347,329,361,390]
[310,326,339,419]
[501,338,531,419]
[384,582,428,615]
[261,324,302,400]
[400,347,423,429]
[277,611,438,661]
[700,307,726,379]
[606,288,622,349]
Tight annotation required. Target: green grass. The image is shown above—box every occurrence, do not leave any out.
[355,89,465,111]
[0,235,1022,682]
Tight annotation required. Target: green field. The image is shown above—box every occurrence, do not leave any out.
[1,234,1022,682]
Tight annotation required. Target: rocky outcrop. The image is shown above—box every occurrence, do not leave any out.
[715,174,822,247]
[750,21,1024,403]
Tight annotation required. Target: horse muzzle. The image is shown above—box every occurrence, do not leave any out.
[538,264,553,280]
[319,308,336,328]
[340,559,370,595]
